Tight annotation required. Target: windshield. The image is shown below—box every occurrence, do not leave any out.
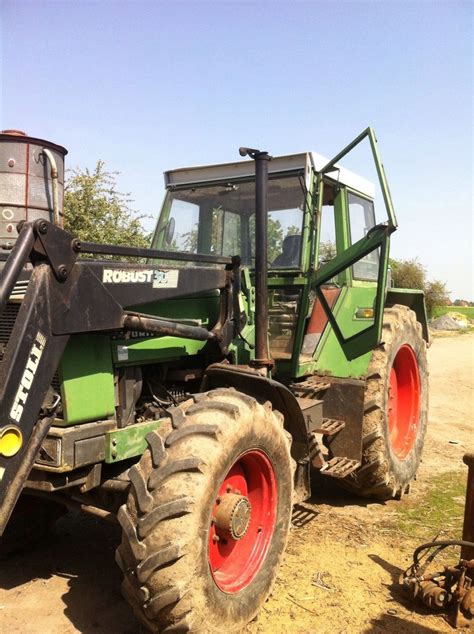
[152,174,306,267]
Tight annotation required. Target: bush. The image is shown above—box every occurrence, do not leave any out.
[64,161,150,248]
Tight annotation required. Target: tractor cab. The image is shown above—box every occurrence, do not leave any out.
[151,132,403,380]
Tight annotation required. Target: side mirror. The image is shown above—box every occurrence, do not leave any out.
[164,217,175,245]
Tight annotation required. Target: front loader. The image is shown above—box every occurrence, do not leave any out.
[0,128,429,632]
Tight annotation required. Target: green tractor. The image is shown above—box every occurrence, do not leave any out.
[0,128,428,632]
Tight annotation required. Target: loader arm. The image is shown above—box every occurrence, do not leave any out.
[0,220,236,534]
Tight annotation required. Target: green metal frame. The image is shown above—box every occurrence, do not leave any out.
[105,419,163,463]
[286,171,316,377]
[311,223,394,360]
[306,127,398,364]
[318,127,397,229]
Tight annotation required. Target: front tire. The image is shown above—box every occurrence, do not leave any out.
[116,388,293,632]
[341,305,428,500]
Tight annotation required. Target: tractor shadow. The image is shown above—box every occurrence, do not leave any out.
[291,471,377,527]
[0,510,142,633]
[309,469,386,508]
[290,470,387,528]
[363,613,445,633]
[0,477,408,633]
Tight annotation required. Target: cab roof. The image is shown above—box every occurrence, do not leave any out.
[164,152,375,199]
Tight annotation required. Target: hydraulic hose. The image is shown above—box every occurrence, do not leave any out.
[413,539,474,568]
[42,148,60,226]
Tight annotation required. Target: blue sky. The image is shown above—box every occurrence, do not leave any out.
[1,0,472,298]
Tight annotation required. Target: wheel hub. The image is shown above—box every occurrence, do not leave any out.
[215,493,252,540]
[208,448,278,593]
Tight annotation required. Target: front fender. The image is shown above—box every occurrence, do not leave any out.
[201,363,311,501]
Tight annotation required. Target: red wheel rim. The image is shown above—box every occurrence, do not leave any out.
[388,344,421,459]
[208,449,277,593]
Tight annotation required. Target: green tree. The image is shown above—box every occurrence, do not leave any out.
[63,161,150,248]
[286,225,301,237]
[181,225,199,252]
[390,258,426,290]
[249,215,284,262]
[180,207,224,254]
[319,241,337,263]
[424,280,450,316]
[267,218,284,261]
[390,257,449,317]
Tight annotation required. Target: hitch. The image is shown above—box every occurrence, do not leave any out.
[400,454,474,628]
[401,540,474,628]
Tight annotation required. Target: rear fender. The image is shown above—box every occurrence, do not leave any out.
[386,288,430,344]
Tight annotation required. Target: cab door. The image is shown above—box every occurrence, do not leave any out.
[310,128,397,361]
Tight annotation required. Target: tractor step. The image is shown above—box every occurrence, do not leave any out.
[312,417,345,436]
[290,377,331,398]
[320,457,360,479]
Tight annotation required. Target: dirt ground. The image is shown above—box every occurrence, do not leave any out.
[0,333,473,633]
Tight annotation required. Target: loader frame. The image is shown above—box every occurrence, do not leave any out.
[0,218,239,533]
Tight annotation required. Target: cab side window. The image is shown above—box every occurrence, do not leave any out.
[348,192,379,280]
[319,186,337,264]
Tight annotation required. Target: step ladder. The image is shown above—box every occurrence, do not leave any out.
[312,417,345,436]
[290,377,331,398]
[295,382,360,480]
[320,456,360,478]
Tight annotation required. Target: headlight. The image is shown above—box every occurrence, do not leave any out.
[355,308,374,319]
[0,426,23,457]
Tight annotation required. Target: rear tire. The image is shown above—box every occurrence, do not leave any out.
[116,388,293,633]
[340,305,428,500]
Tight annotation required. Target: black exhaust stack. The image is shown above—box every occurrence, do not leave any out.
[239,147,273,371]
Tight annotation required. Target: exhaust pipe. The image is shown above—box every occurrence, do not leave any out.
[239,147,273,371]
